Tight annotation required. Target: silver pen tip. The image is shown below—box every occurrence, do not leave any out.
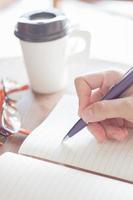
[62,135,70,142]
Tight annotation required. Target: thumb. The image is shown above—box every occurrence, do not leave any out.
[81,97,132,123]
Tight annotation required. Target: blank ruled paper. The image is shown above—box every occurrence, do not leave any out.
[19,95,133,182]
[0,152,133,200]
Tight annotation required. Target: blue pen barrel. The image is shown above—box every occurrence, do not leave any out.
[102,67,133,100]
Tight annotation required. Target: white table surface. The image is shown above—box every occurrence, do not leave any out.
[0,56,129,95]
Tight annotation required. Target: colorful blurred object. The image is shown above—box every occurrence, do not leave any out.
[0,78,30,145]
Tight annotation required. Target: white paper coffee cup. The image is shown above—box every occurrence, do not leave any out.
[15,10,91,93]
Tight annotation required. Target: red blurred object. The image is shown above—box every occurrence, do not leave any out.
[0,79,31,144]
[0,83,5,114]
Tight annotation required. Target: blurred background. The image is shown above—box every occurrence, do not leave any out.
[1,0,133,65]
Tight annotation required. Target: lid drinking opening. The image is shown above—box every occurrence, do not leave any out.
[30,12,56,21]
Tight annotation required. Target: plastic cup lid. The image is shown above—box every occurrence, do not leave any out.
[14,9,70,42]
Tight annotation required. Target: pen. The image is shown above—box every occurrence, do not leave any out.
[62,67,133,142]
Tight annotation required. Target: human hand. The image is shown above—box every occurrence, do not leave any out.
[75,70,133,143]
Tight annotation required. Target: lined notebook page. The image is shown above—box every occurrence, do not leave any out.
[19,95,133,182]
[0,152,133,200]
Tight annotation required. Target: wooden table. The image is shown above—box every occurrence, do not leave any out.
[0,57,63,154]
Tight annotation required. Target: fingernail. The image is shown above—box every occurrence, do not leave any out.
[112,133,125,141]
[82,108,94,123]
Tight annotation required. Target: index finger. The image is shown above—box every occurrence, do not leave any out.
[75,70,122,114]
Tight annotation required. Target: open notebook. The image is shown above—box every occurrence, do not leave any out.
[0,95,133,200]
